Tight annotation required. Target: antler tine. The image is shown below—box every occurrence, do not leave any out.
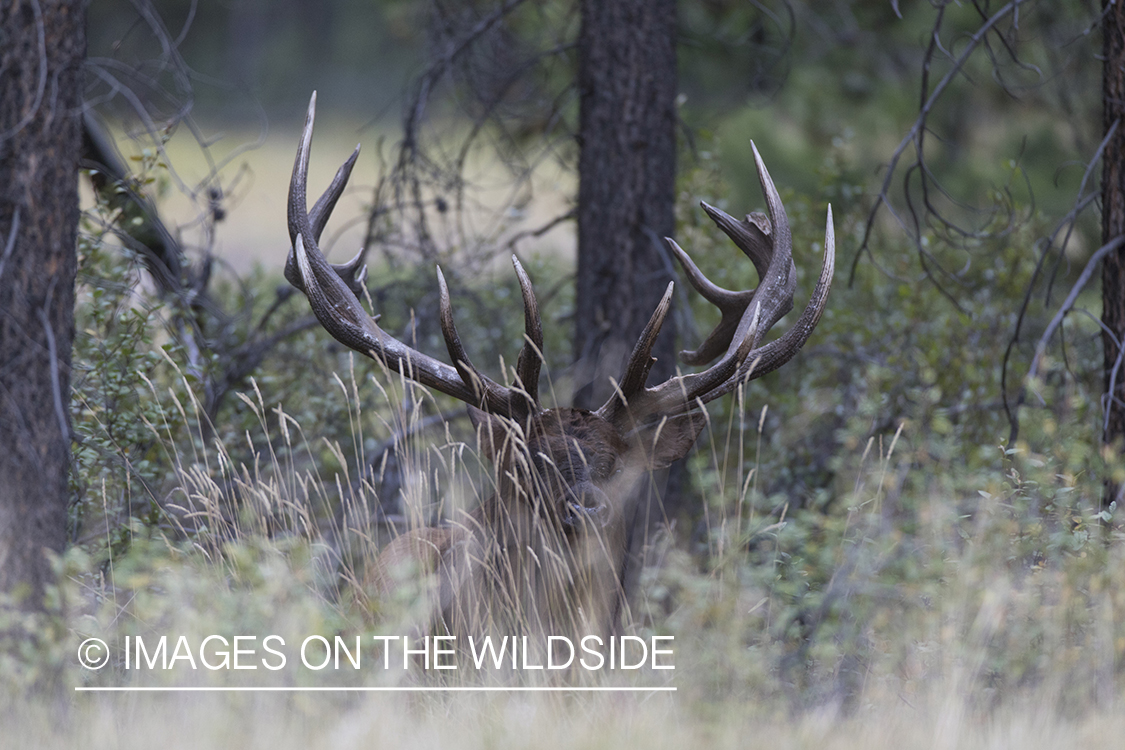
[700,204,835,404]
[511,256,544,408]
[666,237,754,366]
[673,142,797,367]
[599,144,832,424]
[291,231,479,404]
[437,266,535,417]
[701,202,794,338]
[287,92,539,412]
[644,301,760,417]
[596,282,674,422]
[285,92,367,297]
[597,297,760,424]
[308,146,359,240]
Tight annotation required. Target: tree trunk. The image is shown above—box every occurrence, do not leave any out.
[1103,0,1125,507]
[0,0,85,606]
[574,0,678,408]
[574,0,680,621]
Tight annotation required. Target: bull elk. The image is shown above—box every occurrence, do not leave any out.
[286,92,834,647]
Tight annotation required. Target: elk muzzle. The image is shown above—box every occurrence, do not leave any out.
[561,481,611,528]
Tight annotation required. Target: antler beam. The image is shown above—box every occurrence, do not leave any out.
[287,93,832,428]
[286,92,542,419]
[597,142,835,424]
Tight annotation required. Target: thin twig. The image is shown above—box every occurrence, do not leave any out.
[1008,234,1125,443]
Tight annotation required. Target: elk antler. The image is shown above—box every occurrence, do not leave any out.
[597,142,835,425]
[286,92,543,419]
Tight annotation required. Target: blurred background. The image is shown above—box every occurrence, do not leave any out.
[86,0,428,271]
[82,1,1096,273]
[42,2,1125,735]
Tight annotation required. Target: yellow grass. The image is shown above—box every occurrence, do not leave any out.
[8,688,1125,749]
[7,366,1122,747]
[48,110,1125,746]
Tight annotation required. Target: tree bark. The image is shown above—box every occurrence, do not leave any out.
[0,0,85,606]
[574,0,678,408]
[1103,0,1125,507]
[574,0,681,620]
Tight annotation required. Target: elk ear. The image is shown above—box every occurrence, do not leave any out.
[629,412,708,469]
[468,406,507,461]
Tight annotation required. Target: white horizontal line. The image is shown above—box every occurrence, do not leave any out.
[74,686,676,693]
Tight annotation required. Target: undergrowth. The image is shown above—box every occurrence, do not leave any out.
[4,147,1124,747]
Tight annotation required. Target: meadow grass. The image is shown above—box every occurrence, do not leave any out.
[18,173,1125,743]
[6,342,1125,747]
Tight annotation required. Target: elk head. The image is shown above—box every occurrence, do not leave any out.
[286,92,834,631]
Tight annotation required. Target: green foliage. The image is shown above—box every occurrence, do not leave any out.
[70,201,181,559]
[629,118,1120,711]
[55,144,1125,714]
[17,2,1119,736]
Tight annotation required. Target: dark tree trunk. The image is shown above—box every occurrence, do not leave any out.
[574,0,678,408]
[1103,0,1125,507]
[0,0,85,606]
[574,0,681,619]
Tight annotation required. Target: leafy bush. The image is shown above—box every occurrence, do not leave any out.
[8,70,1123,743]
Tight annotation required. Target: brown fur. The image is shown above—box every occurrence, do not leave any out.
[366,526,468,596]
[365,407,697,644]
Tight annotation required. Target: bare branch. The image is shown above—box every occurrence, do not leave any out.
[849,0,1029,285]
[1008,234,1125,444]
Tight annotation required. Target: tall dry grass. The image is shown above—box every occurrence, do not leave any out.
[4,307,1123,747]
